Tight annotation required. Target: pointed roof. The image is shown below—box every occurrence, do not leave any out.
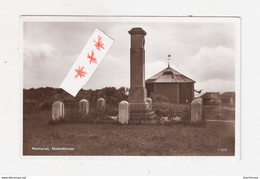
[146,67,195,83]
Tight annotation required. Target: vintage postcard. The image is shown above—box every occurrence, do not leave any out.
[21,16,240,158]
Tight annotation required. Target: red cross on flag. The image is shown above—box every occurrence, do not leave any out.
[60,28,113,97]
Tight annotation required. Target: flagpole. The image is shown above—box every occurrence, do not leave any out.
[167,53,171,68]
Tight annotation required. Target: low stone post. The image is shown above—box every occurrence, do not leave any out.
[146,98,152,111]
[97,98,106,114]
[52,101,64,121]
[79,99,89,115]
[191,98,203,123]
[118,101,129,124]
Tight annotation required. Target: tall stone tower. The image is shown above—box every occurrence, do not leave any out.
[128,27,149,114]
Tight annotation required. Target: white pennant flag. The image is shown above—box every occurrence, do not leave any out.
[60,28,113,97]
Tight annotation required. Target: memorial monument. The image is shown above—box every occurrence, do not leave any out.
[128,27,155,120]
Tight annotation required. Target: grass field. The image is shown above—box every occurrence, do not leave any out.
[23,105,235,156]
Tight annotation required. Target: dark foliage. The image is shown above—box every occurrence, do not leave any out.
[23,87,128,114]
[153,102,191,121]
[152,94,169,102]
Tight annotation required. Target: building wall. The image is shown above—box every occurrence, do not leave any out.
[179,83,194,103]
[146,82,195,104]
[154,83,179,103]
[146,83,154,98]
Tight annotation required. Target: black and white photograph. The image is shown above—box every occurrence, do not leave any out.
[22,16,240,157]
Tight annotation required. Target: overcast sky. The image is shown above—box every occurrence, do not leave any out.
[23,18,238,94]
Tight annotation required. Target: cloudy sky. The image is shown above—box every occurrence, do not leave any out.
[23,17,239,94]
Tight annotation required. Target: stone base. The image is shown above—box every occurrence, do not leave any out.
[128,87,147,103]
[129,102,150,113]
[130,111,156,121]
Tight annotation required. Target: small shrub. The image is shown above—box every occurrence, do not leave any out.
[105,105,118,116]
[153,95,169,102]
[40,102,52,110]
[153,102,191,122]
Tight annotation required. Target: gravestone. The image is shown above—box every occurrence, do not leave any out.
[79,99,89,115]
[128,27,150,116]
[97,98,105,113]
[52,101,64,121]
[146,98,152,111]
[118,100,129,124]
[191,98,203,123]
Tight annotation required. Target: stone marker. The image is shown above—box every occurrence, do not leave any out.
[128,27,149,113]
[52,101,64,121]
[79,99,89,115]
[97,98,105,113]
[191,98,203,123]
[146,98,152,111]
[118,100,130,124]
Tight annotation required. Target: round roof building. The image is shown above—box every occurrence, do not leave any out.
[145,66,195,104]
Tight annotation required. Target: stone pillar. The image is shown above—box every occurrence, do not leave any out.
[146,98,152,111]
[79,99,89,115]
[128,27,149,113]
[97,98,105,113]
[118,101,130,124]
[191,98,203,123]
[52,101,64,121]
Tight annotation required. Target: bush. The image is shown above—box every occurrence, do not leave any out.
[153,95,169,102]
[23,102,37,113]
[105,105,118,116]
[153,102,190,121]
[40,102,52,110]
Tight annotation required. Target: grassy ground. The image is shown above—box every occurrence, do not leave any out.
[23,107,235,156]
